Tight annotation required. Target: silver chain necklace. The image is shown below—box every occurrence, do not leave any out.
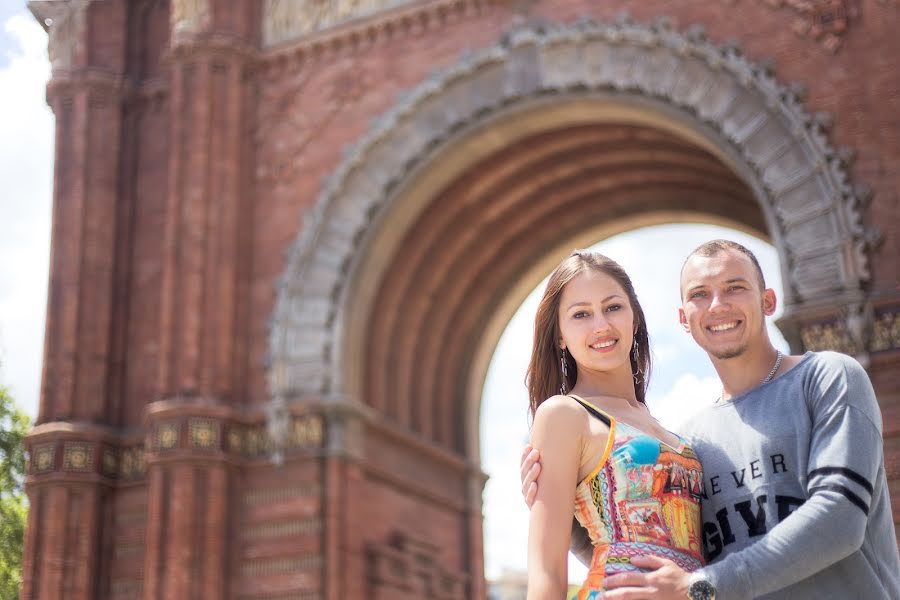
[717,350,783,404]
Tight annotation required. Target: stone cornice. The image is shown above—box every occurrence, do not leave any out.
[23,394,485,483]
[165,32,259,63]
[46,67,127,104]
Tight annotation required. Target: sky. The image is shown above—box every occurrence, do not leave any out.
[0,5,53,421]
[0,3,791,585]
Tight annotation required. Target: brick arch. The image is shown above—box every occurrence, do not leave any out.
[268,19,876,434]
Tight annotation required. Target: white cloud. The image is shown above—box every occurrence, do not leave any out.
[646,372,722,431]
[0,13,53,419]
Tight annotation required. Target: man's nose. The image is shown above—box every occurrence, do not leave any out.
[709,291,729,311]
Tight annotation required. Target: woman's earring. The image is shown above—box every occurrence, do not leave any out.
[631,337,643,383]
[559,348,569,395]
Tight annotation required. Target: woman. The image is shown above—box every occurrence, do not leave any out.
[525,251,703,599]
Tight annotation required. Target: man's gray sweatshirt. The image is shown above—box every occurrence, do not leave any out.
[680,351,900,599]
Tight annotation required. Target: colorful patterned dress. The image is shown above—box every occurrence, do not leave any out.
[569,395,704,599]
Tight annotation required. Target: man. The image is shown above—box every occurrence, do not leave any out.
[520,240,900,599]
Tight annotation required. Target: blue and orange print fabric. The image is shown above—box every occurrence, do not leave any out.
[569,396,704,599]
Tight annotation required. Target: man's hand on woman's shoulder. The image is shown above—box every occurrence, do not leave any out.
[520,444,541,508]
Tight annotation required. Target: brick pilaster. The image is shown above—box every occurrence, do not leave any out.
[156,12,255,403]
[22,2,127,599]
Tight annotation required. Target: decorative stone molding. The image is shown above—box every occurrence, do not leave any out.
[870,309,900,352]
[872,314,900,352]
[171,0,211,37]
[788,302,900,365]
[242,483,321,506]
[146,413,324,458]
[165,32,258,62]
[118,445,147,480]
[31,442,57,474]
[24,413,323,483]
[239,555,323,577]
[261,0,496,60]
[800,319,861,356]
[798,307,900,356]
[244,518,323,540]
[62,442,93,472]
[24,421,147,483]
[263,0,416,46]
[257,0,899,61]
[368,531,467,597]
[268,18,876,399]
[754,0,860,53]
[29,0,89,71]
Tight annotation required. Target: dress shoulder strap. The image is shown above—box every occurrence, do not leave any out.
[568,395,612,427]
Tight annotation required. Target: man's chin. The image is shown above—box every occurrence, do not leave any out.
[706,344,746,360]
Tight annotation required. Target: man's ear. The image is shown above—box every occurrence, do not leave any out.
[762,289,777,316]
[678,307,690,333]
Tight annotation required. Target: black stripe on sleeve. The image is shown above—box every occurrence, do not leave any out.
[808,466,874,495]
[808,484,870,515]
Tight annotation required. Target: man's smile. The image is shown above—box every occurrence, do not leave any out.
[707,320,741,333]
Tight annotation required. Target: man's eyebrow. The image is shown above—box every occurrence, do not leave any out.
[566,294,622,310]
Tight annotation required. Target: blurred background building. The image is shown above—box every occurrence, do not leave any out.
[16,0,900,598]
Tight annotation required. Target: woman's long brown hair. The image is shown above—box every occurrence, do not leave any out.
[525,251,652,417]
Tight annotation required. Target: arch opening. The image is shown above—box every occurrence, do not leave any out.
[357,109,766,458]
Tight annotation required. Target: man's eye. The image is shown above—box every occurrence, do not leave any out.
[690,291,706,299]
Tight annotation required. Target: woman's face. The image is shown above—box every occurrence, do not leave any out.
[557,269,636,377]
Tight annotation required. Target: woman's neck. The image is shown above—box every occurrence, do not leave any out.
[570,367,639,408]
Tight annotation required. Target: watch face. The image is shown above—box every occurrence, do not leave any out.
[688,579,716,600]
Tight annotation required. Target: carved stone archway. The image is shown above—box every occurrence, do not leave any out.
[269,18,877,429]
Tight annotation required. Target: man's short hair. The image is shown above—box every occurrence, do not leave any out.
[681,239,767,291]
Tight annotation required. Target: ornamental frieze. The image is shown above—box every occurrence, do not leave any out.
[799,308,900,356]
[258,0,898,54]
[871,311,900,353]
[25,415,325,482]
[263,0,415,46]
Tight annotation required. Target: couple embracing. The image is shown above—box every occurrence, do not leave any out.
[520,240,900,599]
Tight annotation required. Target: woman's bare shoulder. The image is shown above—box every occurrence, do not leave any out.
[532,395,588,429]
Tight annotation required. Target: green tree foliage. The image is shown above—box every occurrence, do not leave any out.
[0,385,29,600]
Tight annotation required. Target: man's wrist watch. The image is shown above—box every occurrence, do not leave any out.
[687,572,716,600]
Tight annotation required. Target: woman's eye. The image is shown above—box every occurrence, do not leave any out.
[573,311,589,319]
[606,304,622,312]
